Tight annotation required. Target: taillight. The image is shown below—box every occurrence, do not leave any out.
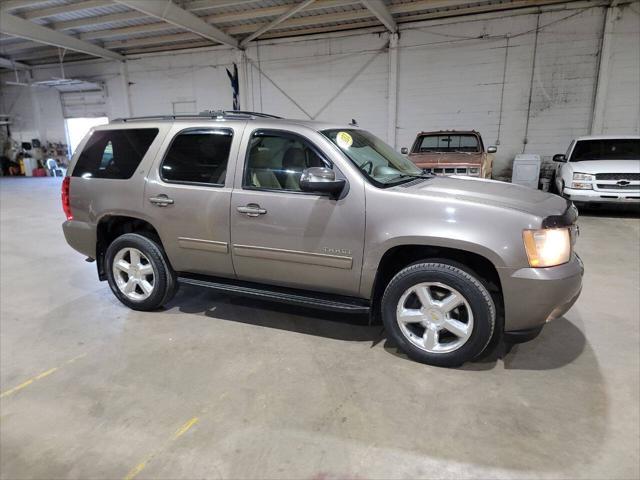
[61,176,73,220]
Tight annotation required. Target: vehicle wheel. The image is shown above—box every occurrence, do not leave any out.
[381,261,496,367]
[105,233,176,311]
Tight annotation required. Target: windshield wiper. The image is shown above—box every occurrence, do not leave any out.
[396,173,434,180]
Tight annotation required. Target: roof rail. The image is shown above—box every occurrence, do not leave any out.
[111,110,282,123]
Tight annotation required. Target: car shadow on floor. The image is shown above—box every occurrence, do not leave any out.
[166,285,586,370]
[167,285,382,343]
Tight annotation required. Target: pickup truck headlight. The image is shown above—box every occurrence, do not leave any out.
[571,172,594,189]
[522,228,571,267]
[468,167,480,176]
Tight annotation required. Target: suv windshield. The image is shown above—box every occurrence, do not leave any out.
[416,134,480,153]
[322,129,424,187]
[571,139,640,161]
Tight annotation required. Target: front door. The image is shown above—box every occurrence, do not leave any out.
[144,125,242,278]
[230,128,365,297]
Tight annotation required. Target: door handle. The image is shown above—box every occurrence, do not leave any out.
[237,204,267,217]
[149,194,174,207]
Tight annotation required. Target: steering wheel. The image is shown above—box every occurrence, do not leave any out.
[360,161,373,174]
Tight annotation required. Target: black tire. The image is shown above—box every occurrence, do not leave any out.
[105,233,176,311]
[381,261,496,367]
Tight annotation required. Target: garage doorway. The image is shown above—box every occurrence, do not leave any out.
[64,117,109,155]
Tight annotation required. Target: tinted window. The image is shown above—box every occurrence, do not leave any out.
[73,129,158,179]
[161,129,233,185]
[570,139,640,161]
[244,131,329,191]
[417,134,480,153]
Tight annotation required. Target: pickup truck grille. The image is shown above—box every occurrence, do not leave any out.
[423,167,479,176]
[595,173,640,180]
[596,183,639,190]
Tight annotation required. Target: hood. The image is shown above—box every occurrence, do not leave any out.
[568,160,640,174]
[400,176,568,218]
[409,152,483,166]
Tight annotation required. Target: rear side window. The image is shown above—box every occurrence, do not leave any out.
[73,129,158,179]
[161,129,233,186]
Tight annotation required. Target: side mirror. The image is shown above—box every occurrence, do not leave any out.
[487,146,497,153]
[553,154,567,162]
[300,167,346,198]
[400,147,409,154]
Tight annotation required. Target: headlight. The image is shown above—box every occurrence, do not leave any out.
[522,228,571,267]
[571,172,594,190]
[468,167,480,176]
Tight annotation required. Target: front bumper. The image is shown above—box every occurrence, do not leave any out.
[564,187,640,204]
[499,253,584,332]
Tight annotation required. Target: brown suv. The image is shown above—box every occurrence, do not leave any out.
[404,130,496,178]
[61,111,582,367]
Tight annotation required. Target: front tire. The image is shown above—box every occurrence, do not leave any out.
[381,261,496,367]
[105,233,176,311]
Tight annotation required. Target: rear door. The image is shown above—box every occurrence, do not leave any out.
[144,122,245,278]
[229,127,366,297]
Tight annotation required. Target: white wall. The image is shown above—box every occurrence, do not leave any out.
[594,1,640,133]
[1,1,638,176]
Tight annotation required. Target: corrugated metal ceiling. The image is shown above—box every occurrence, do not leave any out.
[0,0,587,66]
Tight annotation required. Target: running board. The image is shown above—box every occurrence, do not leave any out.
[177,274,370,314]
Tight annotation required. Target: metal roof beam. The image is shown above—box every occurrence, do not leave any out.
[0,56,30,69]
[78,0,359,41]
[114,0,239,48]
[20,0,113,20]
[240,0,316,47]
[0,12,125,61]
[360,0,397,32]
[0,1,43,12]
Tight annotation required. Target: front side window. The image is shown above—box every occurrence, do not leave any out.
[161,129,233,185]
[244,130,329,192]
[570,139,640,161]
[322,129,423,187]
[416,134,480,153]
[73,128,158,179]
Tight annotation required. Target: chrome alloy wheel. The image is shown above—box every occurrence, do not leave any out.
[112,247,156,301]
[396,282,474,353]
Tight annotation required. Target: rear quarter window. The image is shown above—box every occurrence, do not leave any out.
[72,128,159,179]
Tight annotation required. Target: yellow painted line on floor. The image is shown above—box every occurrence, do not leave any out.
[124,455,152,480]
[174,417,199,439]
[0,353,86,399]
[124,416,200,480]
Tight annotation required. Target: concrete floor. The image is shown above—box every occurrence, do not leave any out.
[0,177,638,479]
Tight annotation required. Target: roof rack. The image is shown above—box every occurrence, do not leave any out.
[112,110,282,123]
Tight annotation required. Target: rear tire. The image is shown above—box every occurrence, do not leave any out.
[105,233,176,311]
[381,261,496,367]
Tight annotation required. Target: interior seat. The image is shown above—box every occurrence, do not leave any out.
[282,147,306,190]
[249,145,282,189]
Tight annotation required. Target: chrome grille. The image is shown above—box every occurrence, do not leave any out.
[423,167,479,176]
[596,184,639,190]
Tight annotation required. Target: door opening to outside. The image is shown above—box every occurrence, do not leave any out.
[65,117,109,156]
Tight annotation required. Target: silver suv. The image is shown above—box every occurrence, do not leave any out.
[62,111,583,367]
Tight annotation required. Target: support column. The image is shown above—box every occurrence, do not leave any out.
[591,3,618,135]
[119,60,132,118]
[387,32,399,148]
[236,49,250,111]
[26,70,44,141]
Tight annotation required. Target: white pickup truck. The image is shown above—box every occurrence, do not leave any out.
[553,135,640,206]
